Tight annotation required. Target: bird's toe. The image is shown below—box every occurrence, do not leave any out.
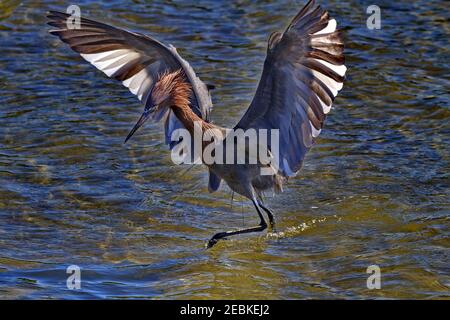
[205,239,217,249]
[205,232,229,249]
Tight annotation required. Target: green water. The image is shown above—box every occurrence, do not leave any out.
[0,0,448,299]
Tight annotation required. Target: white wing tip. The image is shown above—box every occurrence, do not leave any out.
[314,19,337,35]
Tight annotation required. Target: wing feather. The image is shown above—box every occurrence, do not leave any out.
[235,0,346,177]
[47,11,213,146]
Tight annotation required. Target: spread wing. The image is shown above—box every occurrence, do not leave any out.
[47,11,213,143]
[235,0,346,177]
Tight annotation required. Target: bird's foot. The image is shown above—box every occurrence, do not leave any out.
[206,238,218,249]
[269,222,277,233]
[205,232,228,249]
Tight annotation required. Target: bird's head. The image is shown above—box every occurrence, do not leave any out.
[124,69,191,143]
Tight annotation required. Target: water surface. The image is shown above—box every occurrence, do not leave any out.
[0,0,449,299]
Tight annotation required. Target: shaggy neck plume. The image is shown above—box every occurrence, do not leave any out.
[157,70,217,134]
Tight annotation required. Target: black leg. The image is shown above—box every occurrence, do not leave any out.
[258,200,276,229]
[206,199,267,249]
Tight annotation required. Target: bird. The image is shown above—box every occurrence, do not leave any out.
[47,0,346,248]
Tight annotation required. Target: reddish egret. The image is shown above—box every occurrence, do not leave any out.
[47,0,346,248]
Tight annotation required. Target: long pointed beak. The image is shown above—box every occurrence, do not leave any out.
[124,109,151,143]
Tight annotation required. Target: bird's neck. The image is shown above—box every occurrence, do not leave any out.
[170,103,226,158]
[170,104,220,135]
